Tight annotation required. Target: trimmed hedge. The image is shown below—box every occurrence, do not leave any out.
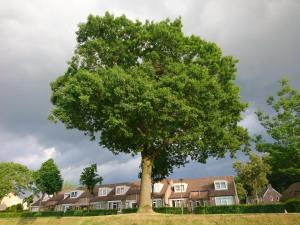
[195,200,300,214]
[154,207,189,214]
[122,208,138,214]
[0,209,117,218]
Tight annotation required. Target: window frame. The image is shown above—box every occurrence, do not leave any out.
[115,186,126,195]
[98,187,108,196]
[214,180,228,190]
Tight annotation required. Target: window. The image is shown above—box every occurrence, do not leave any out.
[153,183,163,193]
[214,180,228,190]
[270,196,274,202]
[70,191,77,198]
[94,202,106,209]
[116,186,126,195]
[173,184,187,192]
[152,199,163,208]
[171,199,184,207]
[215,196,233,205]
[99,188,108,196]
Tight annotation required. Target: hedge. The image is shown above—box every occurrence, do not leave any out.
[122,208,138,214]
[194,199,300,214]
[0,209,117,218]
[154,207,189,214]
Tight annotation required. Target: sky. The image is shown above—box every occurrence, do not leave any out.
[0,0,299,184]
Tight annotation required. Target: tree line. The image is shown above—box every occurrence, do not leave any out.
[0,160,102,210]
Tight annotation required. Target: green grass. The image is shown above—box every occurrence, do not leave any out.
[0,213,299,225]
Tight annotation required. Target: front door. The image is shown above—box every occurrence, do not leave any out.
[108,201,122,211]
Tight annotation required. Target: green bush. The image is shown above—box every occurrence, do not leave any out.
[194,204,285,214]
[122,208,138,214]
[0,209,117,218]
[284,199,300,212]
[5,204,23,212]
[154,207,189,214]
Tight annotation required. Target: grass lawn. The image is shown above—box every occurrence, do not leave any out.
[0,213,299,225]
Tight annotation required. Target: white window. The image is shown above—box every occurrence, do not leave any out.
[99,188,108,196]
[214,180,228,190]
[171,199,184,207]
[116,186,126,195]
[215,196,233,205]
[153,183,163,193]
[70,191,77,198]
[93,202,106,209]
[173,183,187,192]
[270,196,274,202]
[152,199,163,208]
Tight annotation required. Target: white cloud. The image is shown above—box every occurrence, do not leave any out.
[0,130,59,169]
[239,108,264,135]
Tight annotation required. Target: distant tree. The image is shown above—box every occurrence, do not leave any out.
[235,181,247,203]
[34,159,63,210]
[233,153,271,204]
[80,164,103,196]
[256,79,300,191]
[49,12,249,213]
[23,195,34,207]
[62,181,77,191]
[0,162,33,202]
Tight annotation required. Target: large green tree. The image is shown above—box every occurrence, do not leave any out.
[256,79,300,191]
[49,12,249,212]
[34,159,63,205]
[0,162,33,202]
[233,153,271,204]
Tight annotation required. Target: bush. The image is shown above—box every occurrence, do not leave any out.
[154,207,189,214]
[284,199,300,212]
[194,204,286,214]
[122,208,138,214]
[0,209,117,218]
[5,204,23,212]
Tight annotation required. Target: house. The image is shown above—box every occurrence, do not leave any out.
[247,184,281,204]
[0,193,28,211]
[168,176,239,210]
[282,182,300,201]
[30,175,239,212]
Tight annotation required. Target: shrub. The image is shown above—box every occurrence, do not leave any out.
[154,207,189,214]
[284,199,300,212]
[0,209,117,218]
[5,204,23,212]
[194,204,285,214]
[122,208,138,214]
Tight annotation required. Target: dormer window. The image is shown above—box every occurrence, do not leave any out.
[214,180,228,190]
[153,183,163,193]
[70,191,78,198]
[173,183,187,192]
[99,188,108,196]
[116,186,126,195]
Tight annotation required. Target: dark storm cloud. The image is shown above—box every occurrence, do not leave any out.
[0,0,299,183]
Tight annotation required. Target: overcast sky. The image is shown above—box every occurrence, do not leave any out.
[0,0,299,184]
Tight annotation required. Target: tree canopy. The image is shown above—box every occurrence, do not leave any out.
[49,12,249,212]
[256,79,300,191]
[0,162,33,201]
[233,153,271,203]
[80,164,103,196]
[34,159,63,197]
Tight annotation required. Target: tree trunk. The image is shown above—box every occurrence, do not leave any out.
[137,153,154,213]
